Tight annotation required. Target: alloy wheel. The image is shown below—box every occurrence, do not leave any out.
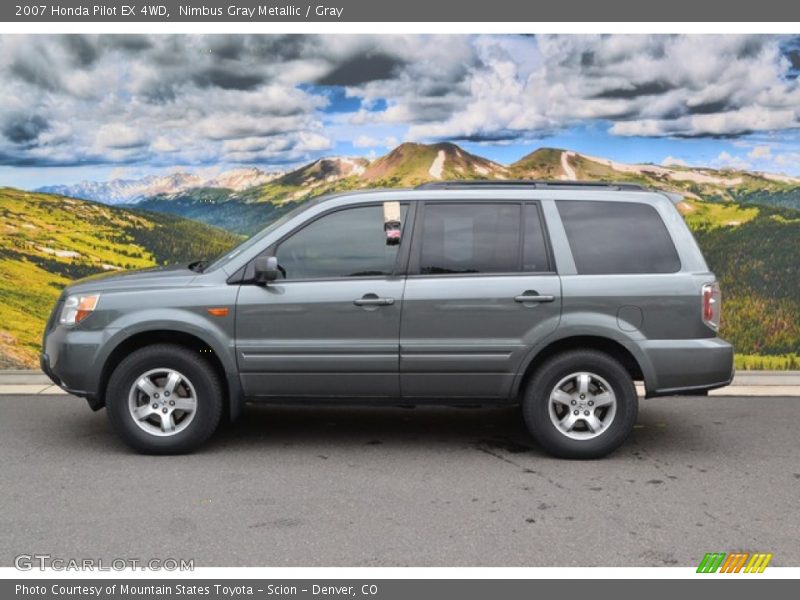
[127,368,198,436]
[547,371,617,440]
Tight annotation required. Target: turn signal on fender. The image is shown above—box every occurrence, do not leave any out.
[207,307,229,317]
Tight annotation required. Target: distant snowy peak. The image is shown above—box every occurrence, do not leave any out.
[37,168,282,204]
[302,156,369,180]
[204,167,281,191]
[38,174,198,205]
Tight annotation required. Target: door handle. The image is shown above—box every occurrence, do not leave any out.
[514,291,556,303]
[354,294,395,307]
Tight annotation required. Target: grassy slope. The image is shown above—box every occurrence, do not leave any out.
[238,176,362,207]
[0,188,240,368]
[362,142,506,187]
[510,148,569,179]
[682,199,800,359]
[135,194,300,236]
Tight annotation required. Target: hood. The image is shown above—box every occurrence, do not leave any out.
[64,264,197,295]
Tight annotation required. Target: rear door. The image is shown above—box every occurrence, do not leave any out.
[399,200,561,399]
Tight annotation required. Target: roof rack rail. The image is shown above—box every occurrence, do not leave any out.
[415,180,647,192]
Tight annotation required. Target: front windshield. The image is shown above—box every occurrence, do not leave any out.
[204,202,316,272]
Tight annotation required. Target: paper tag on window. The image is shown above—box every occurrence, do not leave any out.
[383,201,402,245]
[383,201,401,223]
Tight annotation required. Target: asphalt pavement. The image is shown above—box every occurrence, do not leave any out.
[1,393,798,567]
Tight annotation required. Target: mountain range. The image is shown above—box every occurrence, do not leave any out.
[37,167,281,205]
[35,142,800,234]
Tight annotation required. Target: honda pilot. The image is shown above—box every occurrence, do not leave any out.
[41,181,734,458]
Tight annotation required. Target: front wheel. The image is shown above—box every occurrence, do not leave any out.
[106,344,223,454]
[522,350,638,459]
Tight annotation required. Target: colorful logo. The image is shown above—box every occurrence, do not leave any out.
[697,552,773,573]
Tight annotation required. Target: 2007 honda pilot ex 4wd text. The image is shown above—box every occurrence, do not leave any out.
[41,181,734,458]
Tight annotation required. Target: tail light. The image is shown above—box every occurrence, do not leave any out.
[702,282,721,331]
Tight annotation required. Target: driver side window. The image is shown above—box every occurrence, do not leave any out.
[275,204,408,280]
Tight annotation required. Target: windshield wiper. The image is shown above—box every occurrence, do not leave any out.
[188,260,208,273]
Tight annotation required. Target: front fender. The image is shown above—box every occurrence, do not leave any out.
[92,307,242,420]
[102,309,237,370]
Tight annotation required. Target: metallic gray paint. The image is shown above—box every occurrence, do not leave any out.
[236,278,405,398]
[400,273,561,398]
[42,186,734,415]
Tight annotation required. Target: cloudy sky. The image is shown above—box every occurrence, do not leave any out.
[2,33,800,187]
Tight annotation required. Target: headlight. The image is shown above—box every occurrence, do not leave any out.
[59,294,100,326]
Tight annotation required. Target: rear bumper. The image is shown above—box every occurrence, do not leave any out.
[639,337,734,398]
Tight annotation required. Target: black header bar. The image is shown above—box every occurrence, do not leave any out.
[3,0,800,22]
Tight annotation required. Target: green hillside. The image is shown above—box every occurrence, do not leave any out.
[0,188,240,368]
[682,199,800,363]
[510,148,570,179]
[135,194,300,236]
[729,185,800,211]
[512,148,800,212]
[360,142,507,187]
[237,157,371,205]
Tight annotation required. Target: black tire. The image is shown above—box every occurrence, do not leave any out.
[106,344,224,454]
[522,350,638,459]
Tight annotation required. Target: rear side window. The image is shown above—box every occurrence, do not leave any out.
[419,203,521,274]
[557,200,680,274]
[523,204,550,272]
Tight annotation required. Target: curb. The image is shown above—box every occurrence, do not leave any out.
[0,384,68,395]
[3,369,800,386]
[1,375,798,397]
[1,385,797,396]
[0,370,54,385]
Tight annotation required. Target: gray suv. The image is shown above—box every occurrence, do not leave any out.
[41,181,734,458]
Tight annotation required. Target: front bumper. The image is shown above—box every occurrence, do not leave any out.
[40,352,61,386]
[639,337,735,398]
[41,325,117,410]
[40,350,104,409]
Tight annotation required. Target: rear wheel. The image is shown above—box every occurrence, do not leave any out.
[106,344,223,454]
[522,350,638,459]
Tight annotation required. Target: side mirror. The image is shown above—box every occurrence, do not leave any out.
[254,256,279,284]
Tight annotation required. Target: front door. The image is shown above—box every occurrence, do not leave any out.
[236,203,409,399]
[400,201,561,399]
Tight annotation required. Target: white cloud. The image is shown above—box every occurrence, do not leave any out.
[662,156,688,167]
[0,35,341,167]
[772,152,800,168]
[353,135,398,148]
[93,124,148,150]
[3,34,800,171]
[714,151,751,170]
[748,145,773,160]
[294,131,332,152]
[151,136,177,153]
[221,131,331,163]
[409,35,800,141]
